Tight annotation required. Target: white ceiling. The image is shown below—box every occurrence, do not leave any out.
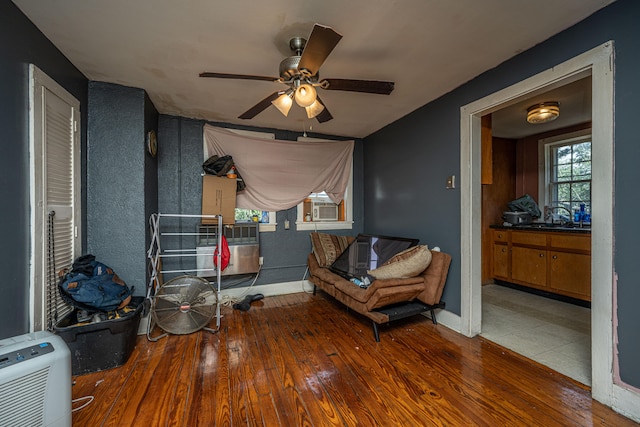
[13,0,614,138]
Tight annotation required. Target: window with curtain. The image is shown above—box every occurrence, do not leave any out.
[295,136,353,230]
[203,125,354,230]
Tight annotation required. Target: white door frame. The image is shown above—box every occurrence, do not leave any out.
[460,41,639,420]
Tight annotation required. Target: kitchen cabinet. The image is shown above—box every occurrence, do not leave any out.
[493,243,509,279]
[511,246,547,287]
[492,230,509,280]
[549,251,591,299]
[491,228,591,301]
[548,233,591,300]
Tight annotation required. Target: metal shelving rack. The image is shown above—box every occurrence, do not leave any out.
[147,213,222,340]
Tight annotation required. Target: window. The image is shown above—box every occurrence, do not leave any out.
[539,130,591,219]
[295,137,353,231]
[235,209,264,222]
[29,65,81,331]
[235,208,275,231]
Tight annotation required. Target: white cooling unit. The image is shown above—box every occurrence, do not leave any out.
[312,201,339,221]
[196,223,260,277]
[0,331,72,427]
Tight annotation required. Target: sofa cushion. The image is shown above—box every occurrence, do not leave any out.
[416,250,451,305]
[367,245,432,279]
[310,232,352,268]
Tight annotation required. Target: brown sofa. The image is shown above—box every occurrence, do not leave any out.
[306,236,452,341]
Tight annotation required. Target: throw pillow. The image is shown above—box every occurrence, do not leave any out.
[367,245,432,279]
[310,232,351,268]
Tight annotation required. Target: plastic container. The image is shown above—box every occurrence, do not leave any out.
[54,296,143,375]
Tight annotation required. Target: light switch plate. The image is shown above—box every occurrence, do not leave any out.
[446,175,456,189]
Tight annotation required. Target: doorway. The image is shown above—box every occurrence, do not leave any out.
[479,77,593,384]
[459,42,614,403]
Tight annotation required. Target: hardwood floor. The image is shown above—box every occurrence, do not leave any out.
[71,291,637,426]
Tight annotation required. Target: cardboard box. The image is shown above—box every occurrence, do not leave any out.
[202,175,236,224]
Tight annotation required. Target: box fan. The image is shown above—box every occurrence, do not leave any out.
[149,275,218,340]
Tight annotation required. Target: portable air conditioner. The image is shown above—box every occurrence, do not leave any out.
[0,331,72,427]
[196,223,260,277]
[312,201,339,221]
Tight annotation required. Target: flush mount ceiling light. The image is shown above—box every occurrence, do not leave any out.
[527,102,560,124]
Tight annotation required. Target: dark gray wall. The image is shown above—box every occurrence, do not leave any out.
[157,116,363,287]
[364,0,640,387]
[144,92,159,275]
[0,1,88,339]
[87,82,157,296]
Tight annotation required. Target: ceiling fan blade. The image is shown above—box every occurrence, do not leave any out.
[200,72,278,82]
[298,24,343,76]
[314,96,333,123]
[238,92,281,119]
[321,78,395,95]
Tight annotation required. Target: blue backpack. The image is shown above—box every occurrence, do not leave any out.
[58,255,132,312]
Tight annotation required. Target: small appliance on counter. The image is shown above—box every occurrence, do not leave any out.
[502,211,533,225]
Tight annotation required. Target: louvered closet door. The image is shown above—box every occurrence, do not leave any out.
[30,65,81,332]
[44,89,77,328]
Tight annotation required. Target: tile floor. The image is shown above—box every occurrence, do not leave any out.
[481,283,591,385]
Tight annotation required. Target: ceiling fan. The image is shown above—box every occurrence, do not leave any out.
[200,24,395,123]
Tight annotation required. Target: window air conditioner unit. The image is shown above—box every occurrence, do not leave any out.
[312,201,339,221]
[0,331,72,427]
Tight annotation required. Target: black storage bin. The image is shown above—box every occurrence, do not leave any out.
[54,296,143,375]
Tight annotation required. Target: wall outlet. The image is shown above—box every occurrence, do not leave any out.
[446,175,456,189]
[284,219,290,229]
[259,256,264,265]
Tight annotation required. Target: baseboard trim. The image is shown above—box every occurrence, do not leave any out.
[612,383,640,423]
[220,280,313,299]
[422,308,461,333]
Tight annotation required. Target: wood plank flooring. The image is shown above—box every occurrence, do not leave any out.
[71,291,637,426]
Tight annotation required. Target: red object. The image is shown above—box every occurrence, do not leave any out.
[214,235,230,271]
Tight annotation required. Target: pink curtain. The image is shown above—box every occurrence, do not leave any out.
[203,125,354,211]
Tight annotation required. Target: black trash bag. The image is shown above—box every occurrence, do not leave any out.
[507,194,542,218]
[203,155,234,176]
[234,167,246,192]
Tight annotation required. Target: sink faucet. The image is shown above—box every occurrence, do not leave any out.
[545,205,573,225]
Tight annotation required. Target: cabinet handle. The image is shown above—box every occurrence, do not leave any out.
[553,255,558,259]
[498,234,502,239]
[502,248,506,253]
[539,253,544,257]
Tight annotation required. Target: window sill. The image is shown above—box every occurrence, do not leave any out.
[295,221,353,231]
[259,223,277,233]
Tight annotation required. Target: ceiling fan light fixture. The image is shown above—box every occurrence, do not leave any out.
[527,102,560,124]
[294,84,317,107]
[271,90,294,116]
[305,99,325,119]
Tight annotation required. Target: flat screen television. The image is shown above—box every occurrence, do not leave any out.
[329,233,419,280]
